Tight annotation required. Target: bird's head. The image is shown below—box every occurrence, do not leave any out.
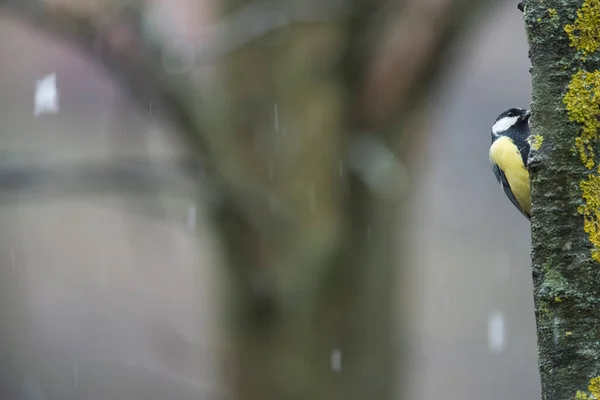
[491,107,531,138]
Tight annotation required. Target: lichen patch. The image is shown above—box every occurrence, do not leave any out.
[564,0,600,57]
[564,70,600,170]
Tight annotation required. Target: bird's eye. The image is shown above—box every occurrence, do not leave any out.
[507,112,515,117]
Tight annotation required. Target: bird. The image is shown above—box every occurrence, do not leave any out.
[489,107,532,220]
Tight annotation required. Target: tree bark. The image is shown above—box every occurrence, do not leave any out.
[524,0,600,399]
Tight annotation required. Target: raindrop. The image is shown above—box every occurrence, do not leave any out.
[10,246,15,274]
[553,316,561,345]
[339,160,343,178]
[187,205,197,233]
[330,348,342,372]
[487,311,505,353]
[72,364,78,389]
[274,103,279,132]
[34,73,59,117]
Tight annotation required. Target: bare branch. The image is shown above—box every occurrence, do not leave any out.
[356,0,490,131]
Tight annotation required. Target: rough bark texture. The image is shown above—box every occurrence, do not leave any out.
[524,0,600,399]
[0,0,487,399]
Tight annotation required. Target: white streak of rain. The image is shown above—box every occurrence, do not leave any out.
[73,364,78,389]
[488,311,505,353]
[10,246,15,274]
[330,349,342,372]
[187,205,197,233]
[274,103,279,131]
[34,74,59,117]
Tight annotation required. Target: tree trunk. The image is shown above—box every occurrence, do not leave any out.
[524,0,600,399]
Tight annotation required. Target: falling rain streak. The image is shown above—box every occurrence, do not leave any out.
[187,205,197,233]
[487,311,505,353]
[10,246,15,274]
[553,316,561,345]
[330,349,342,372]
[274,103,279,131]
[34,73,59,117]
[73,364,78,389]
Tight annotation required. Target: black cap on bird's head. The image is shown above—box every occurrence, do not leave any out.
[491,107,531,138]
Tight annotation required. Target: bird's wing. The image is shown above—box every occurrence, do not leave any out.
[491,162,531,220]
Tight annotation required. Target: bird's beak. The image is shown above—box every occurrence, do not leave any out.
[521,110,532,121]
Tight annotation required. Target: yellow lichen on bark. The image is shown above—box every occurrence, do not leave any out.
[562,0,600,265]
[528,134,544,150]
[574,376,600,399]
[564,0,600,57]
[564,71,600,262]
[564,70,600,170]
[579,174,600,262]
[576,390,588,399]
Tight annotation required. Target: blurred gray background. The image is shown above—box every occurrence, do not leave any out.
[0,1,539,399]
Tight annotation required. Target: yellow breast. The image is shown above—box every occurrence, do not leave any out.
[489,136,531,216]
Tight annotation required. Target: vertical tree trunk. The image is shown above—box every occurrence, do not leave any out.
[207,5,393,397]
[524,0,600,398]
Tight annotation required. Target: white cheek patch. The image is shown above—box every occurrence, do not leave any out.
[492,116,519,135]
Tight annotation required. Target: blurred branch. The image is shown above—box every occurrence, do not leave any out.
[0,157,210,226]
[0,157,205,197]
[354,0,491,132]
[179,0,348,61]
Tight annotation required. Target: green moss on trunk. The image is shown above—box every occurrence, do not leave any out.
[524,0,600,399]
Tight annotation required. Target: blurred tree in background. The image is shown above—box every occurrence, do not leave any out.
[0,0,495,399]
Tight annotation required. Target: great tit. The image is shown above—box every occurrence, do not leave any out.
[489,107,532,219]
